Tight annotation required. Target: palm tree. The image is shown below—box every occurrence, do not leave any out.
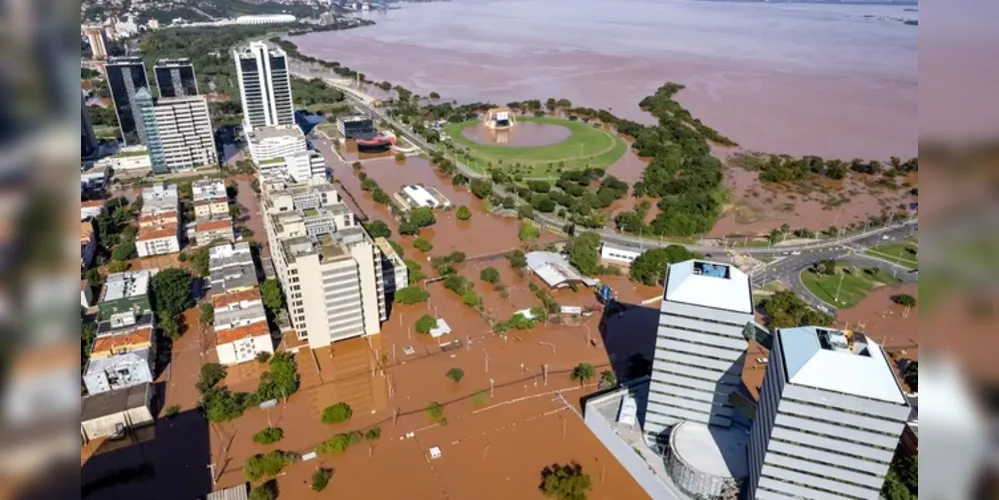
[570,363,596,386]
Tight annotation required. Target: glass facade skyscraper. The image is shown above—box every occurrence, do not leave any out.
[106,56,150,146]
[154,58,199,98]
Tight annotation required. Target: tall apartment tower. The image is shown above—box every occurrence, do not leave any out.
[747,326,910,500]
[82,25,107,60]
[644,260,753,441]
[106,56,150,146]
[154,58,199,98]
[82,90,99,159]
[233,42,295,131]
[262,179,387,349]
[137,92,218,173]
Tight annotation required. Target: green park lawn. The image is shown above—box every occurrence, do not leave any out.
[444,116,627,177]
[800,264,903,309]
[865,237,918,269]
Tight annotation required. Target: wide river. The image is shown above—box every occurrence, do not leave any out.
[291,0,917,160]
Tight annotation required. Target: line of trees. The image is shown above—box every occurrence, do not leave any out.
[731,151,918,184]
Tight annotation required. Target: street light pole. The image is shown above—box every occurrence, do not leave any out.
[834,273,845,304]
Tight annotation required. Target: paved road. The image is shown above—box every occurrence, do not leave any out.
[306,73,920,259]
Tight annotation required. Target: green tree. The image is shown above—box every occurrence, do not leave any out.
[519,220,541,241]
[446,368,465,383]
[470,178,493,199]
[456,205,472,220]
[413,237,433,252]
[249,482,276,500]
[395,286,430,304]
[818,259,837,275]
[461,291,481,307]
[199,303,214,326]
[598,371,617,390]
[312,468,333,492]
[260,279,284,315]
[361,178,378,191]
[317,433,351,455]
[196,363,227,394]
[628,245,700,286]
[151,268,194,317]
[517,204,535,219]
[190,246,210,276]
[406,260,425,283]
[565,232,602,276]
[570,363,596,386]
[902,360,918,391]
[112,240,136,261]
[252,427,284,444]
[426,401,445,420]
[244,450,298,482]
[322,402,353,424]
[759,290,834,329]
[540,462,592,500]
[410,206,436,227]
[891,294,917,307]
[365,220,391,238]
[415,315,438,334]
[480,267,500,284]
[398,220,419,235]
[255,352,300,402]
[365,426,382,440]
[372,188,391,205]
[506,250,527,269]
[395,152,407,162]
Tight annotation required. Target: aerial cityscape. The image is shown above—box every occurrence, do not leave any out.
[77,0,919,499]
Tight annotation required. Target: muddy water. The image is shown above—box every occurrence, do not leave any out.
[835,283,918,357]
[461,122,572,147]
[291,0,916,160]
[709,166,912,237]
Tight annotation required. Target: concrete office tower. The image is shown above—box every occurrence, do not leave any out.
[154,58,198,98]
[645,260,753,440]
[141,94,218,172]
[747,327,910,500]
[82,90,98,159]
[233,42,294,131]
[262,179,387,349]
[257,150,327,183]
[134,88,163,171]
[106,56,150,146]
[246,125,307,162]
[82,26,107,60]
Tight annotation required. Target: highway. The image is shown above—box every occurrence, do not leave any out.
[304,73,919,260]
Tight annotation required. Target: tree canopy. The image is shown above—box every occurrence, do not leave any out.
[321,402,353,424]
[470,178,493,199]
[150,268,194,317]
[365,220,392,238]
[395,286,430,304]
[759,290,834,329]
[565,232,602,276]
[260,279,284,315]
[456,205,472,220]
[480,267,500,284]
[628,245,701,285]
[415,315,438,334]
[409,206,437,227]
[540,462,592,500]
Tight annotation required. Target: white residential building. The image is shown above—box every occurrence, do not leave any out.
[215,321,273,365]
[81,199,105,221]
[136,224,180,257]
[256,150,327,183]
[645,260,753,441]
[141,183,179,216]
[246,125,307,162]
[82,25,107,60]
[141,93,218,171]
[233,42,294,132]
[374,237,408,293]
[747,326,911,500]
[263,179,387,349]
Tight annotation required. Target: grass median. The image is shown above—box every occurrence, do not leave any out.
[800,264,903,309]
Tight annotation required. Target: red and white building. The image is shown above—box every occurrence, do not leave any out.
[213,289,273,365]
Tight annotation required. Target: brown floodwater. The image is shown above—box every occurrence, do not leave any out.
[290,0,917,160]
[461,122,572,147]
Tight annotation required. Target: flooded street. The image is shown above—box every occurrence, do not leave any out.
[291,0,917,160]
[461,122,572,147]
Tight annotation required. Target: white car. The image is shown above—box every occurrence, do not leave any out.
[791,251,801,255]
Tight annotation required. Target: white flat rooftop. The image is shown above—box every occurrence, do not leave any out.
[778,326,907,404]
[664,260,752,314]
[401,185,440,209]
[669,421,749,479]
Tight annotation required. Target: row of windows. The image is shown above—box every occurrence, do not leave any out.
[768,436,890,467]
[757,483,862,500]
[766,448,885,481]
[658,322,747,347]
[763,461,876,497]
[654,346,742,371]
[773,423,896,454]
[657,332,746,356]
[644,407,711,427]
[777,407,901,440]
[783,395,906,426]
[662,310,748,330]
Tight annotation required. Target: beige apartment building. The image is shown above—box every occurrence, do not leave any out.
[262,178,387,349]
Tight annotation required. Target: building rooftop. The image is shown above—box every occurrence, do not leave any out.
[192,179,227,201]
[81,199,106,209]
[83,348,152,383]
[91,327,153,356]
[777,326,907,405]
[216,321,270,346]
[81,382,151,422]
[213,288,262,310]
[209,242,253,270]
[96,312,155,337]
[374,237,403,265]
[215,302,267,329]
[196,219,233,232]
[137,224,178,241]
[101,270,153,302]
[233,41,286,59]
[338,115,371,124]
[664,260,752,314]
[248,125,304,141]
[525,251,598,288]
[154,57,191,67]
[669,421,749,479]
[140,183,179,214]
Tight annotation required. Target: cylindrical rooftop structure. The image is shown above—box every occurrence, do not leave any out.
[664,422,749,500]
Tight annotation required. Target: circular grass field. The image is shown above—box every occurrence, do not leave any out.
[445,116,627,177]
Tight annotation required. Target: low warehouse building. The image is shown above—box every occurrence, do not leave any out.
[80,382,154,441]
[525,251,598,289]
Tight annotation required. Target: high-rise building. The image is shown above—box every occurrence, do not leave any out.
[154,58,199,98]
[82,90,98,159]
[233,42,294,132]
[137,93,218,173]
[262,178,386,349]
[747,326,910,500]
[256,150,327,184]
[106,56,150,146]
[246,125,307,162]
[82,25,107,60]
[644,260,753,441]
